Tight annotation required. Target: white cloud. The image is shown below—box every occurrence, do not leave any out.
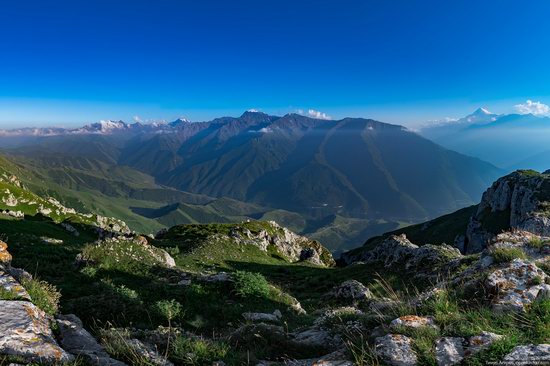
[133,115,143,123]
[296,109,331,120]
[249,127,273,133]
[247,109,259,113]
[514,100,550,116]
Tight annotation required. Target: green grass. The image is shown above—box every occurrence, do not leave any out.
[490,247,527,263]
[21,277,61,316]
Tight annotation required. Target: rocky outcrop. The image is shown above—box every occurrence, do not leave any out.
[228,221,335,266]
[465,170,550,253]
[340,234,462,277]
[485,258,550,312]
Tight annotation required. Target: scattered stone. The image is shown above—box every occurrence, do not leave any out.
[0,300,73,364]
[390,315,439,331]
[374,334,417,366]
[57,314,127,366]
[436,337,465,366]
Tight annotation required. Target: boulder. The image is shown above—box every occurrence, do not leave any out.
[435,337,465,366]
[0,300,73,364]
[374,334,417,366]
[485,258,550,312]
[293,327,342,350]
[57,314,127,366]
[325,280,374,302]
[503,344,550,363]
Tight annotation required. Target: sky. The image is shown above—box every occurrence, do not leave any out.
[1,0,550,128]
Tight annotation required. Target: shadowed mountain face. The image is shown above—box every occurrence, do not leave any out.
[0,112,502,250]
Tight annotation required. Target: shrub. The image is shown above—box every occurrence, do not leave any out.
[170,336,230,365]
[232,271,270,299]
[22,278,61,315]
[490,247,527,263]
[154,299,183,324]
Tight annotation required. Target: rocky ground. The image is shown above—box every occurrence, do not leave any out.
[0,170,549,365]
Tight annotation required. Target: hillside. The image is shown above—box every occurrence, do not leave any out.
[0,112,503,252]
[0,168,549,365]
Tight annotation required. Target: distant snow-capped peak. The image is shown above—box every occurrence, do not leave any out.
[423,107,497,129]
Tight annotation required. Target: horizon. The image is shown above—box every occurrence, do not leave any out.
[2,0,550,128]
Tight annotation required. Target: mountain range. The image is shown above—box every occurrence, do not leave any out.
[420,108,550,170]
[0,111,502,252]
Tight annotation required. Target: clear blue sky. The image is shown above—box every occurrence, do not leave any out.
[1,0,550,128]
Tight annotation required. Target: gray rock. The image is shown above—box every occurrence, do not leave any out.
[503,344,550,363]
[485,259,550,312]
[436,337,465,366]
[465,331,503,356]
[242,310,282,323]
[375,334,417,366]
[0,300,73,364]
[326,279,374,302]
[57,314,127,366]
[293,327,342,350]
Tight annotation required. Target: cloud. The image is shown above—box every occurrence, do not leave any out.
[514,100,550,116]
[297,109,332,120]
[307,109,332,120]
[249,127,273,133]
[133,115,143,123]
[247,109,259,113]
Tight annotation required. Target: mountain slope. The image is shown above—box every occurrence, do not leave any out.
[0,112,503,251]
[420,109,550,168]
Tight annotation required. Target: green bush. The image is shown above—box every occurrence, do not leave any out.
[154,299,183,324]
[490,247,527,263]
[22,278,61,315]
[232,271,271,299]
[170,336,231,365]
